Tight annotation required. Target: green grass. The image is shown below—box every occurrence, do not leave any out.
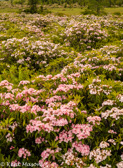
[0,8,19,13]
[105,7,123,14]
[49,7,123,15]
[49,7,85,15]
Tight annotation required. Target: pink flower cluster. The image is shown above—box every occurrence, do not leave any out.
[9,104,20,111]
[53,84,83,93]
[41,148,61,161]
[42,101,76,122]
[35,137,45,144]
[18,148,31,158]
[11,160,21,167]
[46,95,66,104]
[52,118,68,126]
[46,95,62,104]
[10,146,15,150]
[0,80,13,87]
[4,93,14,100]
[26,119,53,133]
[87,116,101,125]
[71,124,93,140]
[72,141,90,156]
[55,130,73,143]
[16,88,44,100]
[19,80,30,86]
[31,105,42,115]
[9,103,42,115]
[20,104,31,113]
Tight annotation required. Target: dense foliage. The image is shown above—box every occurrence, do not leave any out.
[0,8,123,168]
[9,0,123,6]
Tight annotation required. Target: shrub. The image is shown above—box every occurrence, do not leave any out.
[113,12,121,16]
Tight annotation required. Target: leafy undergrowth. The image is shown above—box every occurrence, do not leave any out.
[0,13,123,168]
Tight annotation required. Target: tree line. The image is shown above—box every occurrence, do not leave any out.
[40,0,123,7]
[7,0,123,14]
[8,0,123,6]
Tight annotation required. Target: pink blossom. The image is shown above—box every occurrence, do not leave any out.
[9,104,20,111]
[0,80,13,86]
[31,105,42,115]
[11,160,21,167]
[18,148,31,158]
[4,93,14,100]
[35,137,44,144]
[99,141,110,148]
[71,124,93,140]
[108,130,117,134]
[19,80,30,86]
[72,141,90,156]
[10,146,15,150]
[87,116,101,125]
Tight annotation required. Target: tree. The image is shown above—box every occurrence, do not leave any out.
[20,0,25,7]
[28,0,39,13]
[87,0,105,15]
[116,0,123,6]
[10,0,13,6]
[78,0,88,7]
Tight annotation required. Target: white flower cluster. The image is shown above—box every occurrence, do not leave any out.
[116,161,123,168]
[89,82,112,95]
[101,107,123,120]
[102,100,114,106]
[117,94,123,103]
[99,141,110,148]
[88,164,97,168]
[61,149,86,168]
[89,148,111,163]
[108,139,116,145]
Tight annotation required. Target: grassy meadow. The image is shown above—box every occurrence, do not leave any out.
[50,7,123,16]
